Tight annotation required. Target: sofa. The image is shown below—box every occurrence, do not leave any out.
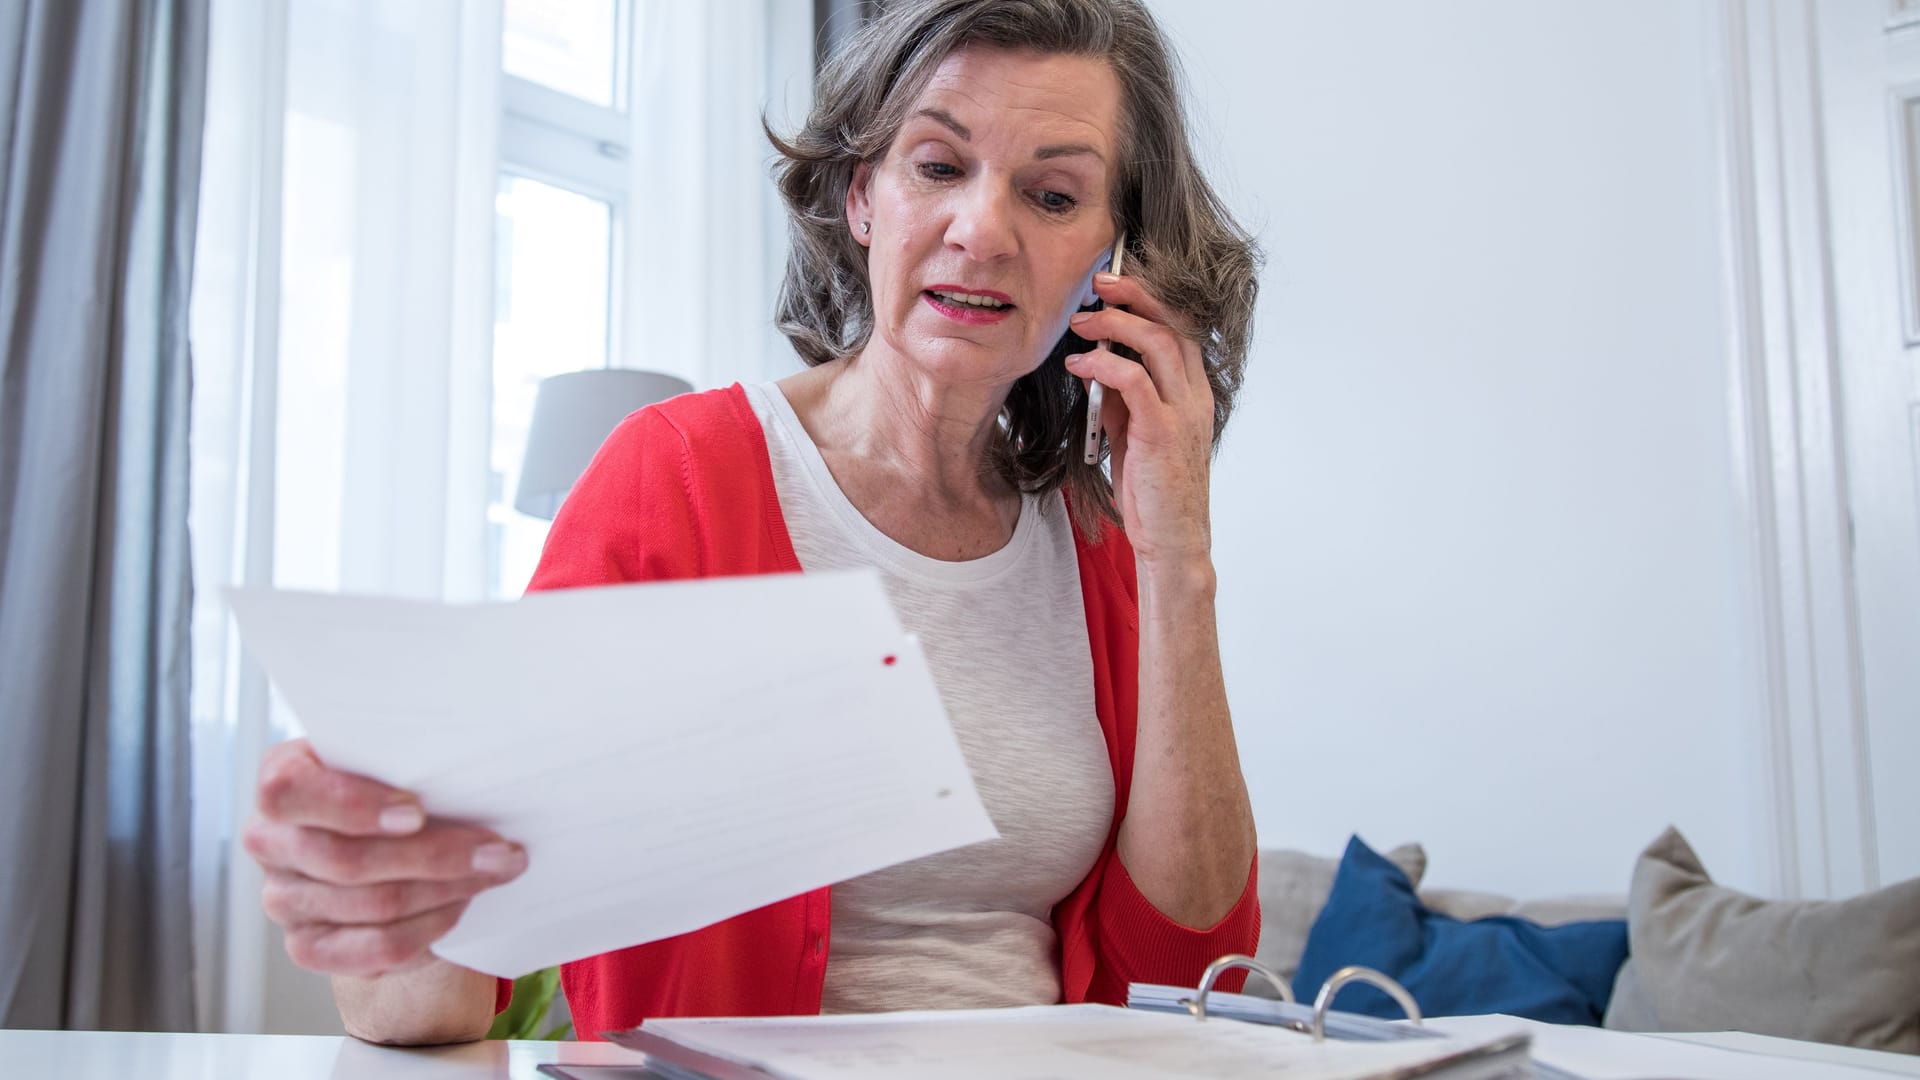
[1245,835,1920,1056]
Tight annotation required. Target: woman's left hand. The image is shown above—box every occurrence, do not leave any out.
[1065,273,1214,570]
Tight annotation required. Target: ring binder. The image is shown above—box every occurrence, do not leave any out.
[1311,965,1424,1040]
[1180,955,1426,1044]
[1186,953,1295,1014]
[582,950,1540,1080]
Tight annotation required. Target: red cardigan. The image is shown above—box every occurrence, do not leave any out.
[508,384,1258,1038]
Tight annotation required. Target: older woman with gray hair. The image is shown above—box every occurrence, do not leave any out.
[243,0,1263,1045]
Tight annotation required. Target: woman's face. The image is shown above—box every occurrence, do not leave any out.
[848,46,1122,390]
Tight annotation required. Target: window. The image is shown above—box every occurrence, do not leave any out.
[488,0,634,598]
[502,0,626,108]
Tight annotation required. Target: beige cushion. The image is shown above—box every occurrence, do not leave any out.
[1416,887,1521,922]
[1604,826,1920,1054]
[1247,842,1426,996]
[1420,887,1626,925]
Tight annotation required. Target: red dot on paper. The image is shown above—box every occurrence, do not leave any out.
[883,655,897,666]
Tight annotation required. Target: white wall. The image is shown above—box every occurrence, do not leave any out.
[1153,1,1776,897]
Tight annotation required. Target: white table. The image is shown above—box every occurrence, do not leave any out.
[6,1025,1917,1078]
[0,1029,648,1078]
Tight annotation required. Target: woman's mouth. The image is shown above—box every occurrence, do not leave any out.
[923,286,1014,325]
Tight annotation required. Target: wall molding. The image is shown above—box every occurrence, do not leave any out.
[1891,83,1920,345]
[1711,0,1879,899]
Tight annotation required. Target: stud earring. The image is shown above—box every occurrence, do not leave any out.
[861,221,871,235]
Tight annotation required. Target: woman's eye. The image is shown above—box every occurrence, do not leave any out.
[1036,190,1077,213]
[917,161,959,180]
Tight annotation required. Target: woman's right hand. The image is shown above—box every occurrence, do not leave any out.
[244,738,528,978]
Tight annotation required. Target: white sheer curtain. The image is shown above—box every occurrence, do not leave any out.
[625,0,815,391]
[189,0,813,1035]
[189,0,501,1034]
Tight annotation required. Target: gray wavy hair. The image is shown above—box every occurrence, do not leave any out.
[767,0,1260,533]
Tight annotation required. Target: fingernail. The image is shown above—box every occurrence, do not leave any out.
[1070,311,1093,325]
[1094,272,1120,284]
[472,842,526,876]
[379,804,424,835]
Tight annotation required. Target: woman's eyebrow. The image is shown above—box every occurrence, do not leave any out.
[1034,143,1103,164]
[911,108,1106,166]
[914,107,973,140]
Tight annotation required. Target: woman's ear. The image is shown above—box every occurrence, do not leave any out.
[846,161,875,247]
[1076,239,1114,308]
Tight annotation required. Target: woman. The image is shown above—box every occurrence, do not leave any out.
[245,0,1262,1045]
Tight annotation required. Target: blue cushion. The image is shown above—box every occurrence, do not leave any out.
[1292,836,1628,1025]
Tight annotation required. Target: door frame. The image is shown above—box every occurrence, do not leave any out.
[1710,0,1880,899]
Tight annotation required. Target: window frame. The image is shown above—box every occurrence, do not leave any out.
[486,0,638,597]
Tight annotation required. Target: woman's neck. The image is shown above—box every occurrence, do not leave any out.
[775,345,1023,559]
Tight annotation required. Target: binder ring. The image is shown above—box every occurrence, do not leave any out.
[1310,965,1423,1043]
[1183,954,1294,1021]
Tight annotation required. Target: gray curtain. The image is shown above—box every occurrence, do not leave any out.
[0,0,208,1031]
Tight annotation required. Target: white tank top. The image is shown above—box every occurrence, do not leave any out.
[740,381,1116,1013]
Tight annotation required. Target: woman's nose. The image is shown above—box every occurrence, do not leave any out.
[943,182,1018,261]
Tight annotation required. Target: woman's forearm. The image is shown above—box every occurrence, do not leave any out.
[1115,555,1258,928]
[333,957,499,1046]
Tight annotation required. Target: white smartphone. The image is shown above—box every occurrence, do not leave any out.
[1082,231,1128,465]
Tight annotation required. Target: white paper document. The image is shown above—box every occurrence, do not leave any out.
[1426,1015,1911,1079]
[226,571,998,979]
[626,1005,1531,1080]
